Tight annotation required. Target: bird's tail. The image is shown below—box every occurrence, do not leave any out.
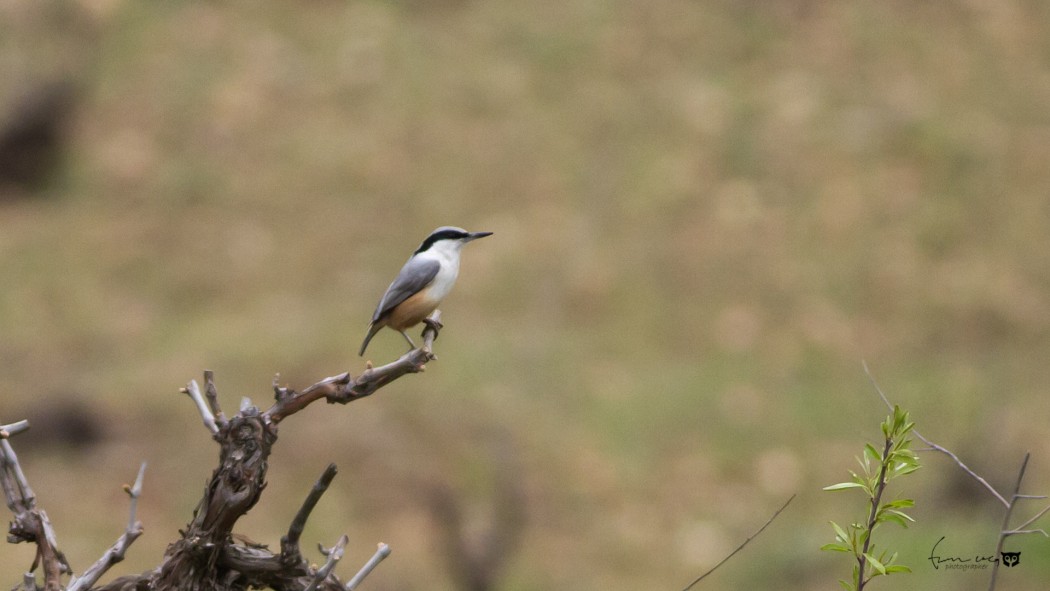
[359,323,381,356]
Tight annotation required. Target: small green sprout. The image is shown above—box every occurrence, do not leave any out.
[822,405,920,590]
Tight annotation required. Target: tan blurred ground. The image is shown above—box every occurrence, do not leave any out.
[2,0,1050,589]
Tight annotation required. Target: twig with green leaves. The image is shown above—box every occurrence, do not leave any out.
[862,363,1050,591]
[822,405,920,591]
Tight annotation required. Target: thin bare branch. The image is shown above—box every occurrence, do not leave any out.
[203,370,227,427]
[68,462,147,591]
[863,361,1010,507]
[346,543,392,591]
[281,463,338,564]
[265,312,442,424]
[1011,503,1050,533]
[1,431,71,589]
[181,379,219,436]
[681,494,795,591]
[38,511,62,563]
[127,462,147,530]
[273,373,288,403]
[304,535,347,591]
[1,419,30,439]
[989,453,1031,591]
[34,509,70,589]
[1,436,36,511]
[1002,528,1048,536]
[1,443,25,513]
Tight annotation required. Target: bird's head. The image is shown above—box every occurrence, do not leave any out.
[414,226,493,255]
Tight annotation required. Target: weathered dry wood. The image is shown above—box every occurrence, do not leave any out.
[1,422,72,591]
[67,463,147,591]
[3,315,442,590]
[281,464,339,569]
[265,311,441,424]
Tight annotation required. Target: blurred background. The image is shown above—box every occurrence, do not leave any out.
[2,0,1050,589]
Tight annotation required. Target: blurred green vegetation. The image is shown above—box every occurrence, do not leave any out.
[2,0,1050,589]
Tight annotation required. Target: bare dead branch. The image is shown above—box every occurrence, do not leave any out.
[863,361,1010,507]
[1,419,30,439]
[67,463,147,591]
[681,494,795,591]
[181,379,219,436]
[126,462,146,530]
[38,511,65,568]
[304,535,347,591]
[1,424,71,591]
[346,543,392,590]
[1,444,25,513]
[1,436,36,512]
[281,463,339,567]
[273,373,288,403]
[5,310,451,589]
[139,319,445,589]
[264,312,442,424]
[1003,529,1048,536]
[203,370,227,428]
[989,453,1031,590]
[1011,503,1050,533]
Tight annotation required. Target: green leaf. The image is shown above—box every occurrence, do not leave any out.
[838,579,854,591]
[885,508,915,522]
[821,543,851,552]
[892,452,919,465]
[824,482,866,491]
[894,462,921,476]
[892,406,908,430]
[856,527,870,546]
[893,449,919,463]
[856,455,871,475]
[883,498,915,509]
[848,472,873,494]
[900,421,915,435]
[830,521,850,543]
[864,443,882,463]
[878,512,910,528]
[885,565,912,574]
[865,553,887,575]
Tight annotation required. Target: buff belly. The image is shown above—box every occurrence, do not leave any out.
[383,289,441,330]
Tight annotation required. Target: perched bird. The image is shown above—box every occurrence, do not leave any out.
[360,226,492,356]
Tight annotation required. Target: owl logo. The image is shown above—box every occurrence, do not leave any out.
[1000,551,1021,567]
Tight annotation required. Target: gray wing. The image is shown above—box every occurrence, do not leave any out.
[371,257,440,323]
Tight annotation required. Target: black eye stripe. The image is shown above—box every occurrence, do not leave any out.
[414,230,469,254]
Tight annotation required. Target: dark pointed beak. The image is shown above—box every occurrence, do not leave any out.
[466,231,493,241]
